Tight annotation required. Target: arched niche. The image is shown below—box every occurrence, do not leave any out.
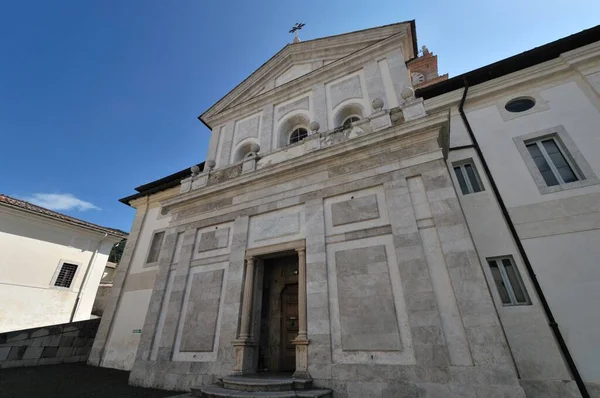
[333,102,365,129]
[277,113,310,148]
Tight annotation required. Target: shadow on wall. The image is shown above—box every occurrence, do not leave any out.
[0,318,100,369]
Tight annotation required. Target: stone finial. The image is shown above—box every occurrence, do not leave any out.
[372,98,384,112]
[206,159,216,170]
[401,87,415,100]
[250,143,260,154]
[309,121,320,133]
[422,45,430,55]
[190,165,201,176]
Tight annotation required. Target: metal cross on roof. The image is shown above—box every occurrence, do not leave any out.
[289,23,305,43]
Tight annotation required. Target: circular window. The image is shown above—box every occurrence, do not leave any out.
[289,127,308,144]
[505,97,535,113]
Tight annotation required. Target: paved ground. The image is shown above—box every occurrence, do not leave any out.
[0,363,177,398]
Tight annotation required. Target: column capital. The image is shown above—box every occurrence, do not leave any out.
[295,247,306,254]
[245,255,255,262]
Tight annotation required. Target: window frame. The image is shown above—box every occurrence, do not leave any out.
[145,229,167,267]
[452,159,484,195]
[341,115,361,128]
[486,256,531,306]
[288,126,309,145]
[525,138,581,186]
[50,259,83,291]
[514,125,598,194]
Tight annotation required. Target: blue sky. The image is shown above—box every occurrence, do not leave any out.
[1,0,598,233]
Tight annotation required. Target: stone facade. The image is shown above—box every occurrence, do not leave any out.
[91,21,600,398]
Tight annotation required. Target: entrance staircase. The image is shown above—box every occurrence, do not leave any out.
[191,375,332,397]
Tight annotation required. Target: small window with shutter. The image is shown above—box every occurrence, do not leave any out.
[146,231,165,264]
[487,256,531,306]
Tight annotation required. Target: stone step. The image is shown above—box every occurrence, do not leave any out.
[191,385,331,398]
[221,376,313,392]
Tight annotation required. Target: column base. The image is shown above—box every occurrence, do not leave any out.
[232,339,257,375]
[292,337,310,379]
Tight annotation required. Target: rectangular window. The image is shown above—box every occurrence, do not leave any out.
[487,256,530,306]
[525,137,580,187]
[453,160,483,195]
[54,263,78,288]
[146,231,165,263]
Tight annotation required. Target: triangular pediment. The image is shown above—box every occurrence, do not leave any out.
[201,21,417,127]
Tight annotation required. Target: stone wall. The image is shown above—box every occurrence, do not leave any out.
[0,318,100,369]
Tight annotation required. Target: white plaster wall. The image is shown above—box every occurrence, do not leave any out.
[73,246,112,322]
[101,206,171,370]
[522,229,600,383]
[458,77,600,384]
[0,208,117,333]
[465,80,600,208]
[447,148,571,382]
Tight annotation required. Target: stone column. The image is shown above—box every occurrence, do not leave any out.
[296,248,307,341]
[232,255,257,374]
[239,256,255,340]
[293,247,310,379]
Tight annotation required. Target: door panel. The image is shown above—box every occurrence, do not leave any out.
[280,284,298,372]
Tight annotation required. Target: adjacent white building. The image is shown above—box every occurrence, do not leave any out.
[90,21,600,398]
[0,194,126,333]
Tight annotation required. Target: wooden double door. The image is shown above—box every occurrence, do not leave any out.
[280,283,298,372]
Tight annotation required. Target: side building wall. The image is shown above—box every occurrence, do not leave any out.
[0,207,116,333]
[430,49,600,397]
[89,189,177,370]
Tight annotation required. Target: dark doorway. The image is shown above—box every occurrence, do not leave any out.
[257,254,298,373]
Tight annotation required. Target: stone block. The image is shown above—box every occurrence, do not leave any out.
[59,336,75,346]
[411,326,445,345]
[7,332,29,343]
[22,346,44,360]
[42,334,60,347]
[414,344,449,367]
[331,194,380,227]
[39,346,57,358]
[180,269,224,352]
[381,382,422,398]
[7,346,27,360]
[74,346,90,356]
[198,228,230,252]
[0,346,11,360]
[346,381,386,398]
[57,346,75,357]
[417,382,476,398]
[30,328,50,338]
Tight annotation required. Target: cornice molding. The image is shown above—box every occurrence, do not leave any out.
[424,58,572,112]
[424,41,600,113]
[204,31,411,127]
[163,112,449,210]
[202,24,413,124]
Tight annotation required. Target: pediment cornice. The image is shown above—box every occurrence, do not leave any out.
[200,22,416,128]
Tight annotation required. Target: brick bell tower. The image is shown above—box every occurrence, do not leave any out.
[407,45,448,89]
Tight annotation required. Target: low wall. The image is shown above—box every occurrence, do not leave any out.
[0,318,100,369]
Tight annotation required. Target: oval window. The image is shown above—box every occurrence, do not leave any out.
[505,97,535,113]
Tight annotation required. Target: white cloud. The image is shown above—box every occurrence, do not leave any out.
[22,193,101,212]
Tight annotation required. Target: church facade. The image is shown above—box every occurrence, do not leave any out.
[89,21,600,398]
